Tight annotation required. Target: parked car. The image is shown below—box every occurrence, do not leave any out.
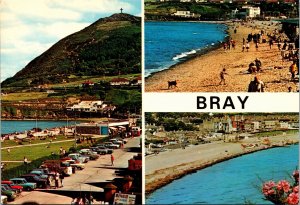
[68,153,89,163]
[20,174,47,189]
[69,160,85,170]
[31,168,50,175]
[90,147,106,155]
[1,185,17,201]
[30,170,48,179]
[104,142,119,149]
[10,178,37,191]
[109,138,123,145]
[61,157,85,170]
[1,181,23,193]
[96,144,113,154]
[79,149,99,160]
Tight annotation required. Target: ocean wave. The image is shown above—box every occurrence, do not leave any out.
[172,50,196,61]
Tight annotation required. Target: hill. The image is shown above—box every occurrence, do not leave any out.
[2,13,141,88]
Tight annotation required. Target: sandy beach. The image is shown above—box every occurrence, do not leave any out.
[145,133,299,194]
[145,21,298,92]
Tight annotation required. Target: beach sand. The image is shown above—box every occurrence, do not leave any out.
[145,21,298,92]
[145,133,299,194]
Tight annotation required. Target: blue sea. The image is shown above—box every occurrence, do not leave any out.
[1,120,79,134]
[145,21,228,77]
[146,144,299,204]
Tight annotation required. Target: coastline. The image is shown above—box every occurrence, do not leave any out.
[145,21,229,79]
[145,133,299,195]
[145,20,297,92]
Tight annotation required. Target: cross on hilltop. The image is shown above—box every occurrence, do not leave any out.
[120,8,123,13]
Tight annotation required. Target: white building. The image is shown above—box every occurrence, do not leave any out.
[66,101,114,113]
[279,122,290,129]
[242,6,261,18]
[263,120,277,130]
[173,10,195,17]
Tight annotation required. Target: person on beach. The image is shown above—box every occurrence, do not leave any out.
[111,154,114,166]
[289,61,298,81]
[223,42,227,51]
[255,58,262,72]
[243,38,245,45]
[248,62,256,73]
[246,42,250,52]
[248,76,265,92]
[227,40,231,50]
[269,39,273,49]
[255,42,259,51]
[219,68,228,85]
[242,44,245,52]
[277,42,281,50]
[232,40,236,50]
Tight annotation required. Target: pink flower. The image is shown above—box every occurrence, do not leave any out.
[293,185,298,193]
[286,192,299,205]
[277,180,291,193]
[262,181,276,196]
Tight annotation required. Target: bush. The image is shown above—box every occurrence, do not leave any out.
[2,154,60,180]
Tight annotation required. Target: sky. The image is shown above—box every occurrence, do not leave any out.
[0,0,141,82]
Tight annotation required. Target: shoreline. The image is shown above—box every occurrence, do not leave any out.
[145,20,297,92]
[145,134,299,195]
[145,21,229,79]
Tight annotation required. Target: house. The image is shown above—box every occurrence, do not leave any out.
[262,120,277,130]
[279,121,290,129]
[173,10,196,18]
[131,76,142,85]
[66,100,115,113]
[81,80,94,87]
[110,78,130,86]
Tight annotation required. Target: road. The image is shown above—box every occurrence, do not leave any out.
[9,137,141,204]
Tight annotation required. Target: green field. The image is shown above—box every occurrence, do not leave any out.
[2,92,49,101]
[1,140,79,161]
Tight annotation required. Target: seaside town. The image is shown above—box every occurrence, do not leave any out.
[145,0,299,92]
[145,113,299,204]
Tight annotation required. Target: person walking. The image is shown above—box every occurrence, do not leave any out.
[111,154,114,166]
[7,148,10,155]
[59,172,64,187]
[55,172,59,189]
[23,156,28,165]
[246,42,250,52]
[289,61,298,81]
[219,68,228,85]
[248,76,265,92]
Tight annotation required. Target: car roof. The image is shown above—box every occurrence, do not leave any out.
[10,178,26,180]
[21,174,37,177]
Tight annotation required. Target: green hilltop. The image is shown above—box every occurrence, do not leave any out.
[2,13,141,88]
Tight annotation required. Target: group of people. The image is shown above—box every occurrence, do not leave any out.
[248,58,262,74]
[46,172,64,189]
[223,38,236,51]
